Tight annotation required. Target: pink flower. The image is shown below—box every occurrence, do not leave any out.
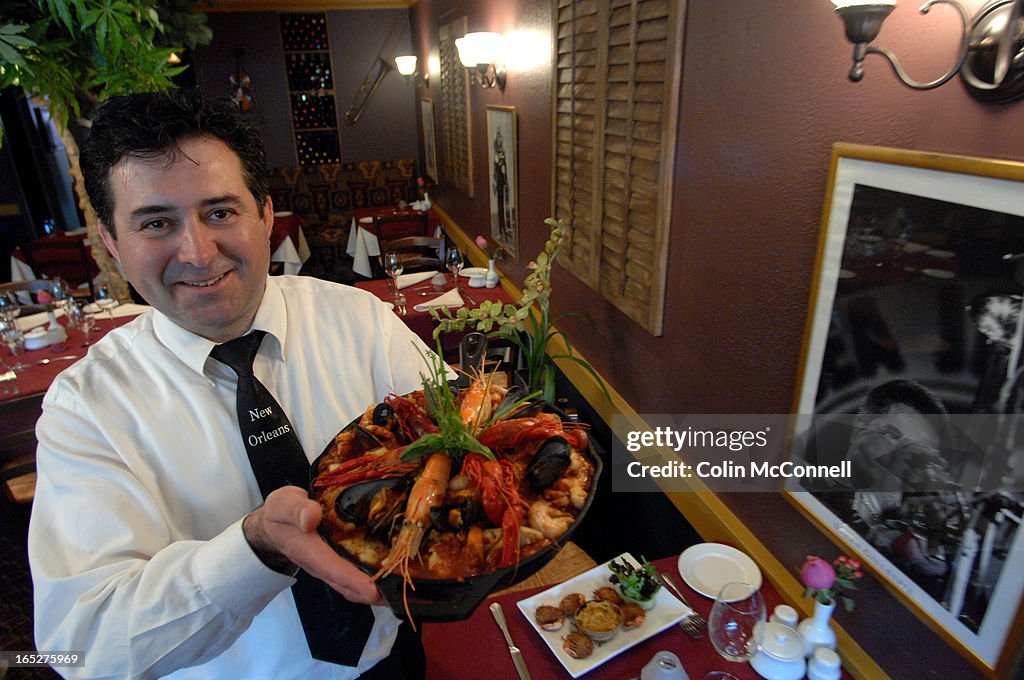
[417,177,425,186]
[801,556,836,591]
[476,235,488,249]
[37,290,52,304]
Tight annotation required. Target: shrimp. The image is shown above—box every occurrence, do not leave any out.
[528,499,574,540]
[312,447,419,489]
[462,452,526,567]
[373,451,452,627]
[458,374,494,433]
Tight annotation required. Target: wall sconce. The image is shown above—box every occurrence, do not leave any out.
[395,55,429,88]
[454,31,507,91]
[831,0,1024,103]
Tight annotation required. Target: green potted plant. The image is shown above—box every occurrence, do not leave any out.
[0,0,211,299]
[431,218,608,404]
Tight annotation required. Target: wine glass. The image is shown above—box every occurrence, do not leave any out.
[0,291,20,323]
[383,251,404,300]
[708,582,766,662]
[95,285,119,319]
[68,301,97,346]
[50,278,72,318]
[1,321,29,372]
[446,247,464,289]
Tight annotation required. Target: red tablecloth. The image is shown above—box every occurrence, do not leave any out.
[1,315,136,408]
[354,277,513,356]
[354,206,440,233]
[423,554,852,680]
[271,212,303,253]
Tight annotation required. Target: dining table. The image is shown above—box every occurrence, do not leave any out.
[355,274,514,356]
[1,307,148,437]
[422,552,853,680]
[271,211,311,275]
[346,206,441,278]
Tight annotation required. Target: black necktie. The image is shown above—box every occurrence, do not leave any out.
[211,331,374,667]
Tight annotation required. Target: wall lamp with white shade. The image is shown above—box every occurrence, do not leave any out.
[395,55,429,88]
[454,31,507,91]
[831,0,1024,103]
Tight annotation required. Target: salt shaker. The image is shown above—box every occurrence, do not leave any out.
[640,651,689,680]
[769,604,799,629]
[806,647,841,680]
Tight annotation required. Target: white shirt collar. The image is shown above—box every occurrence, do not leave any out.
[150,277,290,380]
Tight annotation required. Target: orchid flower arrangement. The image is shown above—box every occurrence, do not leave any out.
[801,554,863,612]
[431,218,608,403]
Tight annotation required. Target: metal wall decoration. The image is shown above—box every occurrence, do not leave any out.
[420,98,438,183]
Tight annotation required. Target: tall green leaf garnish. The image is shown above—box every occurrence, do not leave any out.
[400,344,494,463]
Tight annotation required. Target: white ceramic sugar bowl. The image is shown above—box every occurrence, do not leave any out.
[806,647,842,680]
[749,621,806,680]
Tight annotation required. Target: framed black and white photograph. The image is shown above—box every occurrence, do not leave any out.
[420,98,438,184]
[787,143,1024,673]
[486,105,517,260]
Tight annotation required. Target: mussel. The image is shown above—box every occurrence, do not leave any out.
[525,436,572,491]
[429,494,482,532]
[371,402,394,427]
[335,477,409,534]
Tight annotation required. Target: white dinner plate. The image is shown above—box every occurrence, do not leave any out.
[516,553,689,679]
[677,543,762,600]
[459,267,488,278]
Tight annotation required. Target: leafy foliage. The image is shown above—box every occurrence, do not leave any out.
[0,0,211,141]
[431,218,609,403]
[608,556,661,601]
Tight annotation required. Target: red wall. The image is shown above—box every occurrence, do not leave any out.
[411,2,1021,676]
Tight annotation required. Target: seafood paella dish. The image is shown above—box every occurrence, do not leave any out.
[310,352,599,621]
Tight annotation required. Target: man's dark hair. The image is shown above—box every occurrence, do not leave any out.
[80,89,269,236]
[859,379,949,417]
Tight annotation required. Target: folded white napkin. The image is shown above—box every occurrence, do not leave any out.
[414,288,464,312]
[16,309,64,332]
[83,302,151,317]
[396,271,436,289]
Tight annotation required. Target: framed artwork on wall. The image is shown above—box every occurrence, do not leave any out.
[786,143,1024,675]
[420,98,438,184]
[486,105,518,260]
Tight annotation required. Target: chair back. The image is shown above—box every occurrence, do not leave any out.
[370,212,431,241]
[0,279,56,312]
[18,236,98,298]
[382,235,446,274]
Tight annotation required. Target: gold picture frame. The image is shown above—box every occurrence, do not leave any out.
[420,97,438,184]
[486,105,518,260]
[786,142,1024,677]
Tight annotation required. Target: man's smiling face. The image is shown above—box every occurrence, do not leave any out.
[99,135,273,342]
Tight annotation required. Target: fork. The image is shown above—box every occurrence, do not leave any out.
[658,571,708,638]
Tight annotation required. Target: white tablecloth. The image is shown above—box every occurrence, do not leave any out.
[345,217,443,278]
[271,227,311,275]
[345,217,380,278]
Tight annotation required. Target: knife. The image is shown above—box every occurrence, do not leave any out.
[36,355,81,365]
[489,602,533,680]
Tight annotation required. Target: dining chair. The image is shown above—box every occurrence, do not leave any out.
[370,212,431,242]
[0,397,40,527]
[0,279,56,313]
[18,236,98,299]
[381,235,446,274]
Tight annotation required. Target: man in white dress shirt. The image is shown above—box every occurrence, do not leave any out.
[29,90,432,678]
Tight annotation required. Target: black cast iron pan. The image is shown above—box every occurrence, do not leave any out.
[308,400,602,623]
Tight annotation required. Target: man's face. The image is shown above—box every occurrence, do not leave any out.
[99,136,272,343]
